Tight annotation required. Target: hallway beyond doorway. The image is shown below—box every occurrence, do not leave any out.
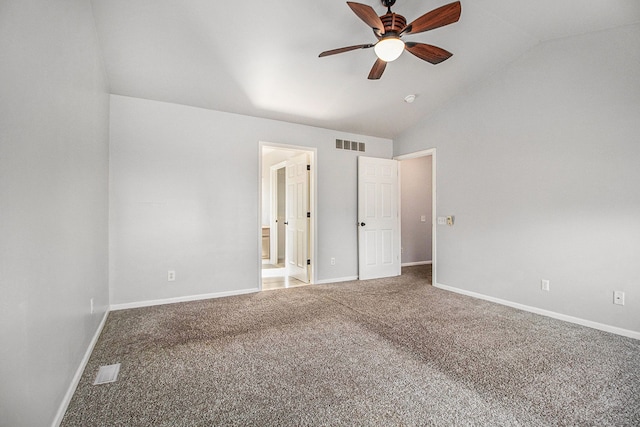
[260,142,316,290]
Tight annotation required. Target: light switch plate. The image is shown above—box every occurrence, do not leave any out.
[541,280,550,291]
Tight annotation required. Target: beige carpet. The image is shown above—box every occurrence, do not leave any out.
[62,266,640,426]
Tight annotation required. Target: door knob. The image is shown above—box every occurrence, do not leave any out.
[360,222,366,227]
[284,221,289,225]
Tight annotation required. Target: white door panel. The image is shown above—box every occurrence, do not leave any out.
[285,153,309,283]
[358,156,400,280]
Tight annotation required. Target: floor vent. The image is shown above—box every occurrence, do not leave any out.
[93,363,121,385]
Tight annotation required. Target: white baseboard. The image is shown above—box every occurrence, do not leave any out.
[434,283,640,340]
[401,261,432,267]
[110,288,259,311]
[315,276,359,285]
[52,309,109,427]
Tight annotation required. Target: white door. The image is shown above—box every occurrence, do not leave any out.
[358,156,400,280]
[285,153,310,283]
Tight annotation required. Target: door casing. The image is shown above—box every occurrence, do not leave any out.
[269,161,287,266]
[259,142,316,288]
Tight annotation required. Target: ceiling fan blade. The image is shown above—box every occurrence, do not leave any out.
[401,1,461,36]
[319,44,374,57]
[405,42,453,64]
[347,2,385,35]
[368,58,387,80]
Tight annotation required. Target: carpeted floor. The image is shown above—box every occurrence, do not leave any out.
[62,266,640,426]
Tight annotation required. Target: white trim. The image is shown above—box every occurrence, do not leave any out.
[110,288,258,311]
[434,282,640,340]
[315,276,359,285]
[432,151,437,285]
[269,160,287,266]
[397,160,402,277]
[401,260,432,267]
[52,310,110,427]
[394,149,435,161]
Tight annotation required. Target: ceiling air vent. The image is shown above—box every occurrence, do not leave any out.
[336,139,365,152]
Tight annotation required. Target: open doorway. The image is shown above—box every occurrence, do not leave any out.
[260,143,316,290]
[395,149,436,285]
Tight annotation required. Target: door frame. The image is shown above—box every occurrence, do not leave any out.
[259,141,317,289]
[394,148,437,284]
[269,160,287,266]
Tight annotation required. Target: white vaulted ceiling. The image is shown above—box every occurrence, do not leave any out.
[90,0,640,138]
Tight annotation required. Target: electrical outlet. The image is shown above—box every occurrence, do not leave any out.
[90,298,94,314]
[614,291,625,306]
[330,258,335,265]
[168,270,176,281]
[541,279,550,292]
[420,215,426,222]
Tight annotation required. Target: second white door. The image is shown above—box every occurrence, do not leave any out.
[358,156,400,280]
[285,153,310,283]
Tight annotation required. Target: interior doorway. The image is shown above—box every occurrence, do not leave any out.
[395,149,436,284]
[259,143,316,290]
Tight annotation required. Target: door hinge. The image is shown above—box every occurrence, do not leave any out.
[306,165,310,171]
[307,259,311,265]
[307,212,311,218]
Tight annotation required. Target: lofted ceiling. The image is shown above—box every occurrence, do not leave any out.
[90,0,640,138]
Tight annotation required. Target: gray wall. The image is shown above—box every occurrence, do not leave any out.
[394,24,640,333]
[400,156,433,264]
[109,95,392,305]
[0,1,110,425]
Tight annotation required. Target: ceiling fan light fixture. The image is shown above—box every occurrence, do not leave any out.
[319,1,461,79]
[374,37,405,62]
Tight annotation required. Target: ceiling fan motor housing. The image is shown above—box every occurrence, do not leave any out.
[380,12,406,34]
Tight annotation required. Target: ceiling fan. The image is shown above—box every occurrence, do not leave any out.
[319,0,461,79]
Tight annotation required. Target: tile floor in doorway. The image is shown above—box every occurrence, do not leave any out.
[261,263,308,290]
